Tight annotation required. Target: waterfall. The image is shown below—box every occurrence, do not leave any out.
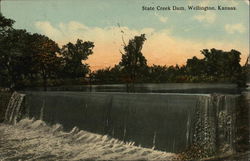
[217,95,236,153]
[4,92,25,124]
[190,94,238,156]
[21,91,242,153]
[191,95,216,156]
[0,118,178,161]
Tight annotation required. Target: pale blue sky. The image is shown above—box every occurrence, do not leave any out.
[1,0,249,69]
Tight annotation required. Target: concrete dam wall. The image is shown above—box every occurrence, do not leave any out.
[8,91,238,154]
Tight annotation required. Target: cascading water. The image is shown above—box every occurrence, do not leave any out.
[1,92,179,161]
[189,94,238,158]
[217,95,236,153]
[2,91,247,160]
[0,118,179,161]
[22,92,241,155]
[4,92,25,124]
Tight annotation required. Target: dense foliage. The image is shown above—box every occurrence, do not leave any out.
[0,14,248,90]
[60,39,94,78]
[119,34,147,83]
[93,45,247,87]
[0,14,94,90]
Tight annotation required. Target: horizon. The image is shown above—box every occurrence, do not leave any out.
[1,0,249,71]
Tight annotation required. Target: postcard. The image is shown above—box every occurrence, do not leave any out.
[0,0,249,160]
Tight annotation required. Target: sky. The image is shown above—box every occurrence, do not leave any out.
[1,0,250,71]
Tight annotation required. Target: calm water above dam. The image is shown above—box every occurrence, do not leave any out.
[26,83,243,94]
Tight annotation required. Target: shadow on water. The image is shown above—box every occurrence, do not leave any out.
[25,83,243,94]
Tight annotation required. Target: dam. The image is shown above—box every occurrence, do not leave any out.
[2,89,249,160]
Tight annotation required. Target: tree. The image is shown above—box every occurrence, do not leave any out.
[0,28,31,88]
[201,48,243,83]
[0,15,62,90]
[0,14,15,87]
[1,14,97,89]
[0,22,62,90]
[60,39,94,78]
[147,65,168,83]
[245,54,250,84]
[29,33,61,91]
[186,56,205,76]
[119,34,147,89]
[0,13,14,36]
[92,65,123,84]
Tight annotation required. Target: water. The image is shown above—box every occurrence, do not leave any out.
[22,91,240,154]
[0,118,178,161]
[4,92,25,124]
[1,92,180,160]
[26,83,241,94]
[191,94,238,155]
[242,91,250,149]
[24,92,206,152]
[1,88,249,160]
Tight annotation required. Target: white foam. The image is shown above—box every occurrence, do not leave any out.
[0,118,179,161]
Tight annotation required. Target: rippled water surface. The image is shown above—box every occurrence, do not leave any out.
[0,118,179,161]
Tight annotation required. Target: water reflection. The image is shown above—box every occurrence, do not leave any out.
[26,83,243,94]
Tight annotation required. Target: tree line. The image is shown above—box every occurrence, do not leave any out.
[92,34,247,88]
[0,14,248,91]
[0,14,94,90]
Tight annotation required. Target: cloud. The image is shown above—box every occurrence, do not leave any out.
[35,21,63,39]
[143,32,248,67]
[35,21,155,70]
[35,21,248,70]
[225,23,246,34]
[154,13,168,23]
[193,11,216,24]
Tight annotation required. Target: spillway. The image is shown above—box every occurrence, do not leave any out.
[0,118,178,161]
[4,91,239,154]
[2,90,249,160]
